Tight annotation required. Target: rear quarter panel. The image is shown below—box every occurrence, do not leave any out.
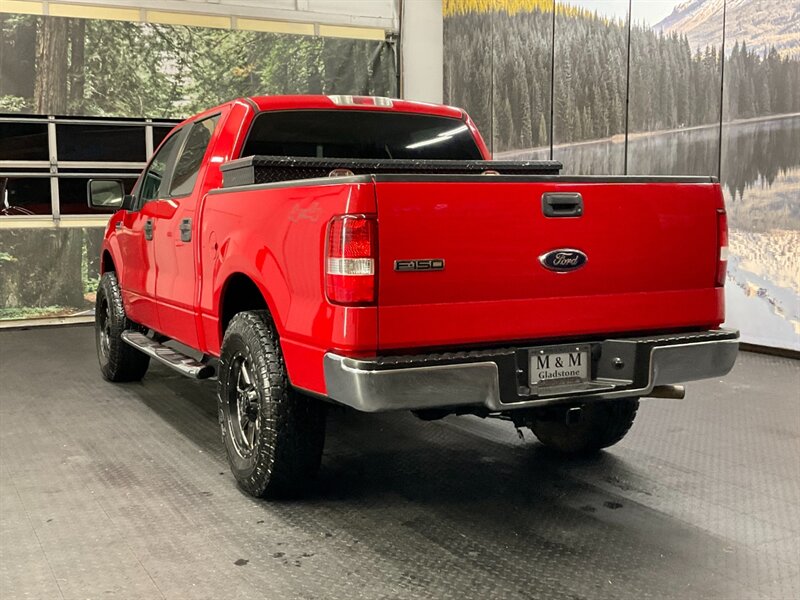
[199,180,377,394]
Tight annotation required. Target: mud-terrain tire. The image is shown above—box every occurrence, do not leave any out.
[218,310,326,498]
[529,398,639,455]
[95,272,150,382]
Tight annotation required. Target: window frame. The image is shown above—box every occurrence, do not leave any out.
[0,114,181,221]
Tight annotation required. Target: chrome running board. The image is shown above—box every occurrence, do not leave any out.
[121,331,215,380]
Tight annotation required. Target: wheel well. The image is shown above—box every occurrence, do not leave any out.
[219,273,268,336]
[102,251,115,273]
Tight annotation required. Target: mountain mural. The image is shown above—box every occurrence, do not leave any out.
[655,0,800,57]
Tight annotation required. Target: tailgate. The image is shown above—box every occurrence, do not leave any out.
[375,177,725,350]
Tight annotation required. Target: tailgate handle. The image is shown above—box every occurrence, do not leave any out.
[542,192,583,217]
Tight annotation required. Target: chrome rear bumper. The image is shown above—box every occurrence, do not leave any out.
[322,329,739,413]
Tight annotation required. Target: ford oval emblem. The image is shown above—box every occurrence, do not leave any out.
[539,248,588,273]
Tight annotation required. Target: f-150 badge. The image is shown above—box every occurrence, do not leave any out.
[539,249,587,273]
[394,259,445,272]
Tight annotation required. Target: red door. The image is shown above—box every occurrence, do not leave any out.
[116,208,158,329]
[117,128,185,330]
[153,114,222,348]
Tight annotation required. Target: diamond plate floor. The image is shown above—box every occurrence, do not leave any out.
[1,325,798,600]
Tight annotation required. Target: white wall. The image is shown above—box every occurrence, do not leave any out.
[400,0,443,103]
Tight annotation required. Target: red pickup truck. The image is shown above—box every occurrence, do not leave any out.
[89,95,738,497]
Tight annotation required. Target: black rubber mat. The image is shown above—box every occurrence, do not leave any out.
[1,326,798,599]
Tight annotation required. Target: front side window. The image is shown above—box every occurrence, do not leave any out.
[170,115,219,196]
[139,129,183,203]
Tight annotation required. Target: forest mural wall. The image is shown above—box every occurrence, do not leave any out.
[0,13,396,117]
[0,10,395,322]
[0,227,103,321]
[444,0,800,351]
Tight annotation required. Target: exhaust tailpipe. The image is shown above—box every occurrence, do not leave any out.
[647,385,686,399]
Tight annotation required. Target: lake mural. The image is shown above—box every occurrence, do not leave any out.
[444,0,800,351]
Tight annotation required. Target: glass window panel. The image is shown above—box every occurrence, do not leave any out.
[719,3,800,351]
[0,122,49,160]
[170,115,220,196]
[443,6,494,153]
[490,3,554,161]
[627,0,723,176]
[58,177,137,215]
[0,177,51,215]
[242,111,482,160]
[56,124,146,162]
[552,1,629,174]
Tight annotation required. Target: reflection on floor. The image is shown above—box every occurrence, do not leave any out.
[1,326,798,600]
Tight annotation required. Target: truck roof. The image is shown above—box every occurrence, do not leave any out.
[248,95,465,119]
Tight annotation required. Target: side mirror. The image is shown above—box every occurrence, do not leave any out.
[87,179,127,211]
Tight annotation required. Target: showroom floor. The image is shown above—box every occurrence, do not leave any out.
[1,326,798,600]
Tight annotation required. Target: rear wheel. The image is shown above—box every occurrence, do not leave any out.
[528,398,639,455]
[95,272,150,382]
[218,310,326,498]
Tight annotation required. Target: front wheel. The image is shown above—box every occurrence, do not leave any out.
[95,272,150,382]
[528,398,639,455]
[218,310,326,498]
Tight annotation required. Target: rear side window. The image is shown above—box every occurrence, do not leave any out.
[170,115,220,196]
[241,110,482,160]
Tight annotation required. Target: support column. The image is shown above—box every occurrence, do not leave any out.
[400,0,443,104]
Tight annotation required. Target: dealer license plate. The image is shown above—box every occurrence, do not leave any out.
[529,347,590,387]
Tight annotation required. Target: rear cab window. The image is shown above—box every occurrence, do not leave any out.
[170,115,220,197]
[241,110,482,160]
[136,114,220,204]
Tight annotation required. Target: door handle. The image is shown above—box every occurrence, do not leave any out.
[542,192,583,217]
[179,218,192,242]
[144,219,153,240]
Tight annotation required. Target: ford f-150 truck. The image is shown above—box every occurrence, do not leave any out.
[89,95,739,498]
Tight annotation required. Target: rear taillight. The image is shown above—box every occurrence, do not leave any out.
[716,209,728,287]
[325,214,377,305]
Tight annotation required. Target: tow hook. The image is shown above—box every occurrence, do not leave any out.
[566,406,582,425]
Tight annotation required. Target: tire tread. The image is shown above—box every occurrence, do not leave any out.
[219,310,325,498]
[96,272,150,382]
